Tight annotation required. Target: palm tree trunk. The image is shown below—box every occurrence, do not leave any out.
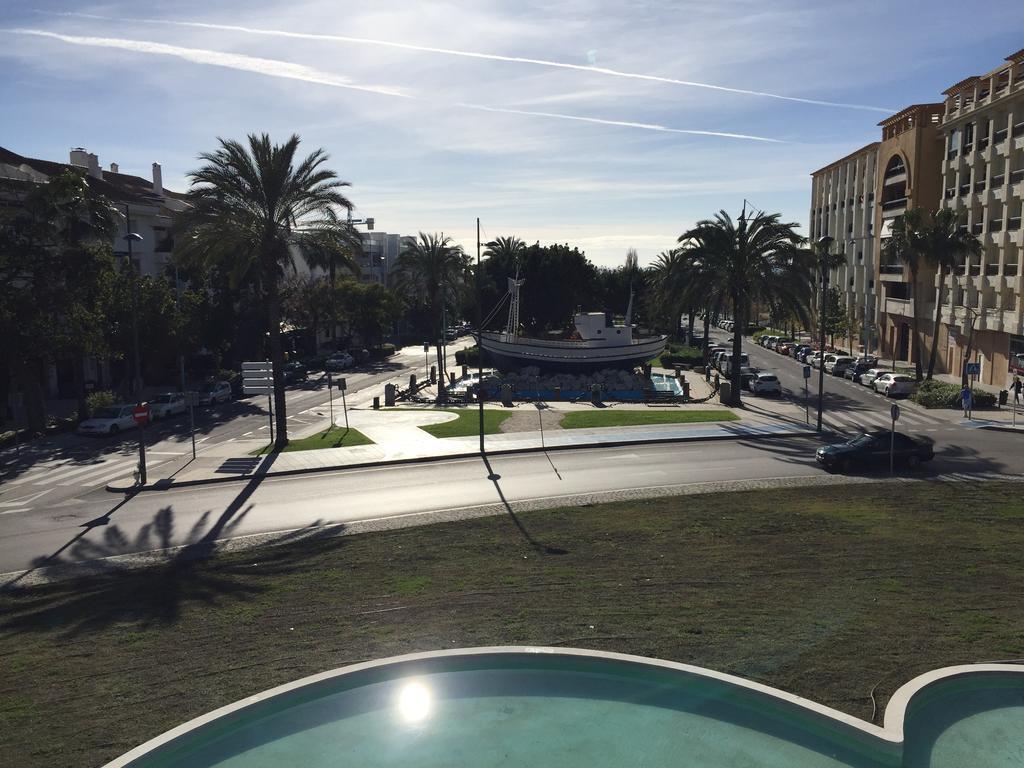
[266,274,289,448]
[728,293,743,406]
[910,266,923,381]
[926,266,947,380]
[702,310,711,361]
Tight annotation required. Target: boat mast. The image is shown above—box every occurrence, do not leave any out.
[504,262,524,342]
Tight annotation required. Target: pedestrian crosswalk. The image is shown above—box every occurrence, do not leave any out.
[2,455,167,490]
[821,403,946,435]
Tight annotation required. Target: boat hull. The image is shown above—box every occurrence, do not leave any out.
[480,333,667,372]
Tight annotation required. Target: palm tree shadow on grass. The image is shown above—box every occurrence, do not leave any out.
[0,454,350,637]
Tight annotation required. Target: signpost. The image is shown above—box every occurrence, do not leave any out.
[326,372,334,426]
[132,404,149,485]
[242,361,274,445]
[132,404,150,426]
[965,361,980,420]
[890,403,900,476]
[423,342,430,383]
[803,365,811,425]
[338,377,348,429]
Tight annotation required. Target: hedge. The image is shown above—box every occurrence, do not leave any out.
[911,379,996,409]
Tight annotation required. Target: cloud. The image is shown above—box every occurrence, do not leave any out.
[48,11,894,113]
[4,28,787,143]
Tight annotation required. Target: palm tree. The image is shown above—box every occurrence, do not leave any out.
[483,236,526,263]
[922,209,983,379]
[173,133,356,448]
[647,249,686,336]
[880,208,928,381]
[680,209,814,405]
[393,232,471,399]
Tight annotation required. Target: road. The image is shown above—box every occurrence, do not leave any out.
[0,340,471,512]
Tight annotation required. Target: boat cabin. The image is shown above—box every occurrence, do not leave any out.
[573,312,633,343]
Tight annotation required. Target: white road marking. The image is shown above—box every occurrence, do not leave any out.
[0,488,52,507]
[0,508,30,516]
[243,431,254,436]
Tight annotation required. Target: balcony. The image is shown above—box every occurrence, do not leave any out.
[1009,216,1022,232]
[972,223,983,235]
[986,263,1000,276]
[992,173,1005,187]
[978,137,990,152]
[960,184,972,196]
[947,149,959,162]
[995,128,1009,144]
[880,263,904,275]
[1014,121,1024,139]
[1006,263,1020,277]
[945,187,956,199]
[1011,169,1024,185]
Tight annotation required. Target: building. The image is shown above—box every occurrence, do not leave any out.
[0,146,188,279]
[809,48,1024,387]
[935,50,1024,386]
[357,231,414,285]
[809,142,880,352]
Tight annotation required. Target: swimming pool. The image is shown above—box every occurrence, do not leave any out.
[105,649,1024,767]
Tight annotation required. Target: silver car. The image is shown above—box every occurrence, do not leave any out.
[873,373,917,397]
[149,392,186,420]
[77,405,139,436]
[860,367,890,387]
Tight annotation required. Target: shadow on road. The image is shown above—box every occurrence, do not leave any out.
[481,452,568,556]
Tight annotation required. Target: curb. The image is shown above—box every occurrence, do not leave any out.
[106,426,819,494]
[977,423,1024,434]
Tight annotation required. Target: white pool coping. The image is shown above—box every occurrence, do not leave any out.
[103,647,1024,767]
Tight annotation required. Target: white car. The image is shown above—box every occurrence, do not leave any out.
[198,380,232,405]
[825,356,856,375]
[808,351,824,368]
[77,404,139,436]
[860,368,889,387]
[324,352,354,372]
[149,392,186,420]
[751,373,782,396]
[873,373,917,397]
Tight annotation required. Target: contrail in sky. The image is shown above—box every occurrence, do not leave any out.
[5,29,786,142]
[49,12,894,113]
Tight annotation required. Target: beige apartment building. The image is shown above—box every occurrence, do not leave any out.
[809,49,1024,387]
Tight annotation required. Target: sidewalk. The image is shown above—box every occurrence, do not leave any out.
[108,395,815,492]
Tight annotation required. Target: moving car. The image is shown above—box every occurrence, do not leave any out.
[844,361,875,382]
[750,373,782,396]
[826,356,856,376]
[198,380,232,405]
[738,366,761,391]
[872,373,917,397]
[324,352,354,372]
[283,361,308,384]
[860,367,889,387]
[149,392,186,420]
[77,404,139,436]
[815,430,934,472]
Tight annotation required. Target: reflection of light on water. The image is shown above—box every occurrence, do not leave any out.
[397,681,432,723]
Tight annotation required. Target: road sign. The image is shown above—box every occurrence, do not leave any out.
[242,360,273,394]
[966,362,981,375]
[802,365,811,379]
[890,403,900,422]
[423,342,430,352]
[337,377,347,391]
[132,404,150,425]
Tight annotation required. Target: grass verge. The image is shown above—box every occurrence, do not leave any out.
[3,482,1024,767]
[418,408,513,437]
[560,409,738,429]
[251,425,373,455]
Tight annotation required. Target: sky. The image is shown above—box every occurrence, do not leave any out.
[2,1,1023,267]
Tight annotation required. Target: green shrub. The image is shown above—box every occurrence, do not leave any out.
[911,379,995,409]
[85,390,115,417]
[455,346,480,366]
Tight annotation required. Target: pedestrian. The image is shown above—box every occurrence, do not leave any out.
[1012,376,1022,406]
[961,384,973,419]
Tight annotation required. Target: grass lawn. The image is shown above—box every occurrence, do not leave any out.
[3,482,1024,767]
[418,408,513,437]
[252,425,373,455]
[560,409,738,429]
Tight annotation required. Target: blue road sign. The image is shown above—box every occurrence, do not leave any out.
[966,362,981,375]
[803,365,811,379]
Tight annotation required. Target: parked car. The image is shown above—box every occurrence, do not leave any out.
[721,352,750,376]
[776,343,793,356]
[751,373,782,396]
[873,373,917,397]
[324,352,354,372]
[198,380,232,405]
[712,350,729,370]
[707,346,726,363]
[844,361,875,382]
[149,392,186,420]
[283,361,308,384]
[860,367,890,387]
[793,344,811,360]
[765,337,780,350]
[826,356,857,376]
[816,430,934,472]
[808,351,824,368]
[77,404,139,436]
[739,366,761,391]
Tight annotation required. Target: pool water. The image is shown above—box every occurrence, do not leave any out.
[110,651,1024,768]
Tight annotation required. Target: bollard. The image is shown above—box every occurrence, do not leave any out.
[430,365,437,384]
[554,386,561,401]
[409,373,417,391]
[461,364,468,378]
[591,383,601,405]
[501,384,514,406]
[674,365,682,378]
[385,383,396,407]
[682,381,690,399]
[449,371,456,386]
[372,395,380,409]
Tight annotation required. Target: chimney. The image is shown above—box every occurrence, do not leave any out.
[152,162,162,194]
[86,153,102,179]
[69,147,89,168]
[110,162,119,174]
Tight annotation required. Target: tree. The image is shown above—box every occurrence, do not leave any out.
[822,287,848,349]
[173,134,356,448]
[880,209,928,381]
[679,209,814,405]
[0,170,119,431]
[921,208,982,379]
[483,236,526,263]
[393,232,471,397]
[646,249,686,336]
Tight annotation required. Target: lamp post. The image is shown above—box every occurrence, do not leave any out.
[173,263,196,459]
[123,209,146,485]
[476,217,484,454]
[815,236,834,433]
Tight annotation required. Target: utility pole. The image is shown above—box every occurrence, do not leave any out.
[125,207,147,485]
[816,236,833,433]
[174,263,196,459]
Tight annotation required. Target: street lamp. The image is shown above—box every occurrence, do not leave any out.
[123,211,147,485]
[815,236,834,433]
